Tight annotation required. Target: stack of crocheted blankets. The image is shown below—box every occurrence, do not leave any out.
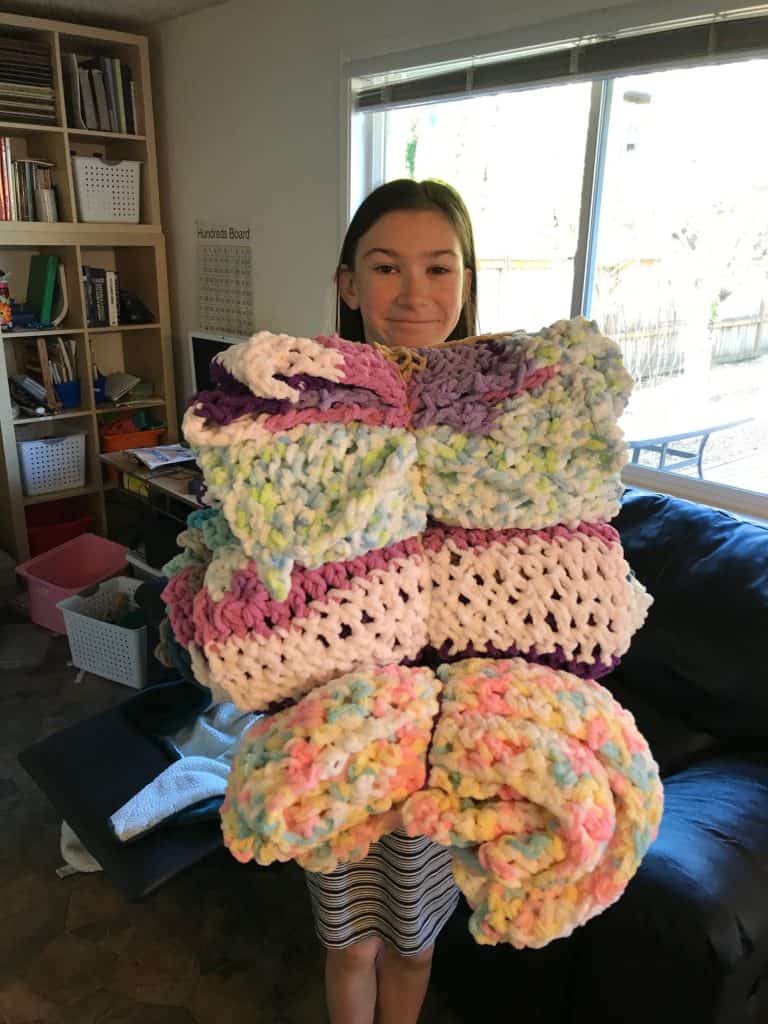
[160,318,663,948]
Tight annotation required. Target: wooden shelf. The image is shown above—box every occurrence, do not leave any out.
[95,398,165,413]
[14,408,91,425]
[68,128,146,142]
[23,483,99,505]
[0,11,176,563]
[0,122,64,134]
[2,328,84,340]
[88,323,161,333]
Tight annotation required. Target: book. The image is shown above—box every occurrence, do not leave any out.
[26,254,59,325]
[99,57,119,132]
[0,139,7,220]
[89,267,108,326]
[77,67,98,130]
[105,371,140,402]
[112,58,127,133]
[34,186,58,223]
[129,80,138,134]
[106,270,119,326]
[90,68,111,132]
[50,264,68,326]
[62,53,86,129]
[82,267,93,325]
[120,63,135,135]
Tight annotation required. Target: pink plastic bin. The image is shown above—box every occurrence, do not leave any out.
[16,533,128,633]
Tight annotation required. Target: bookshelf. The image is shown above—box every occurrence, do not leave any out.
[0,12,177,563]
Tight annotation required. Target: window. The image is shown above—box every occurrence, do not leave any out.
[592,63,768,500]
[382,85,591,333]
[350,21,768,517]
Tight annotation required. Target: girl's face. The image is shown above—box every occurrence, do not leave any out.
[338,209,472,348]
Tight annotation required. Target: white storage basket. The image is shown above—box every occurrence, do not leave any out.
[72,155,142,223]
[17,432,86,496]
[58,576,148,688]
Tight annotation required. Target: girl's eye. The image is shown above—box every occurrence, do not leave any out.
[373,264,398,274]
[428,265,452,275]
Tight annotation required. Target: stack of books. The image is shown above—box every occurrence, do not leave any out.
[0,35,56,125]
[82,264,120,327]
[63,53,137,134]
[0,140,58,221]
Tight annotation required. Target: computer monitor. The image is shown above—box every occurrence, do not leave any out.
[188,329,249,394]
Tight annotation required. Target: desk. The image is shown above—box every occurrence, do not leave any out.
[99,451,202,513]
[100,451,203,571]
[627,417,753,477]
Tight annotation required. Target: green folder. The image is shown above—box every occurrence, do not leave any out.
[26,254,59,326]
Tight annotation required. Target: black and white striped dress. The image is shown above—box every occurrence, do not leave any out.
[305,829,460,956]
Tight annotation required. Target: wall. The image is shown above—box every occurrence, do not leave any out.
[151,0,736,403]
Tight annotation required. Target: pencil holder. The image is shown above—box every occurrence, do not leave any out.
[54,380,81,409]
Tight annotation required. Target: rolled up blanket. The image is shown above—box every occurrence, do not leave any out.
[422,521,652,677]
[401,657,663,949]
[221,664,441,872]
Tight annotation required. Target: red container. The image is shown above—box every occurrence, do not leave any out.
[26,498,94,557]
[16,533,128,633]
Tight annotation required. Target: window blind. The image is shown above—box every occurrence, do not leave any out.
[355,9,768,111]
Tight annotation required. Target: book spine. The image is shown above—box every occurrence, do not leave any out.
[100,57,118,132]
[120,64,134,135]
[0,139,7,220]
[112,59,127,133]
[11,154,19,221]
[106,270,119,326]
[129,80,138,135]
[26,162,36,220]
[91,268,107,327]
[82,266,95,327]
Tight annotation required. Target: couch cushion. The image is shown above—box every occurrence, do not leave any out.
[572,753,768,1023]
[614,490,768,743]
[602,673,722,778]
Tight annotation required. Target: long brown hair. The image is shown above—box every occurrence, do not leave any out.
[335,178,478,342]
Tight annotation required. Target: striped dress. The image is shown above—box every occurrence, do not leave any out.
[305,829,460,956]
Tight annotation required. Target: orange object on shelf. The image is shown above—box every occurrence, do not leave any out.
[101,427,165,482]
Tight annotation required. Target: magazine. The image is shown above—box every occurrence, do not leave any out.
[128,444,196,471]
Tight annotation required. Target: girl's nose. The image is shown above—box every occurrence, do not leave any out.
[397,270,429,305]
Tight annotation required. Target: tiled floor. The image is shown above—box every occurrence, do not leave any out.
[0,615,463,1024]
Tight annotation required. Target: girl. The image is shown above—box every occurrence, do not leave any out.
[305,178,479,1024]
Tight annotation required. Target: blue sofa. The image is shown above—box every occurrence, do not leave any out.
[434,490,768,1024]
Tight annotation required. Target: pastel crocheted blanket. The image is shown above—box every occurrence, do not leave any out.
[157,317,662,949]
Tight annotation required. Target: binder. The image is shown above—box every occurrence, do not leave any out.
[26,254,59,325]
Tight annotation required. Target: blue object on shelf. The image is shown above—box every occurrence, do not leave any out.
[94,375,107,403]
[55,380,81,409]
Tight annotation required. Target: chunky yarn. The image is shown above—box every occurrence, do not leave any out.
[402,657,663,948]
[195,424,426,601]
[221,664,441,872]
[184,537,429,711]
[422,522,651,677]
[156,317,663,950]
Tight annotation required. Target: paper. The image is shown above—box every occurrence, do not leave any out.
[129,444,196,471]
[197,220,253,336]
